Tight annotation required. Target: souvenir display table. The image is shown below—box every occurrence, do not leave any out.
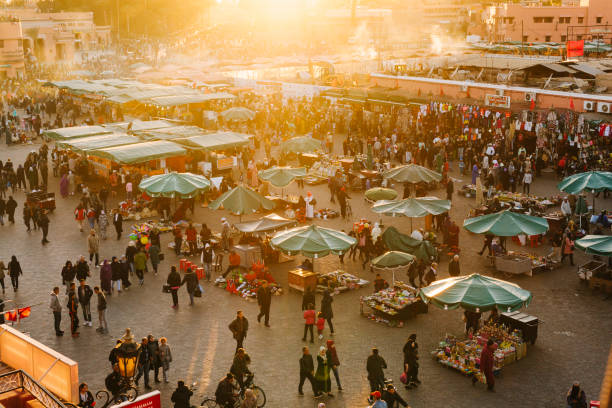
[316,270,369,293]
[215,262,283,300]
[361,281,428,326]
[432,323,527,383]
[494,250,556,276]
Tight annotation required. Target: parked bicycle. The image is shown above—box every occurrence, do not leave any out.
[201,373,266,408]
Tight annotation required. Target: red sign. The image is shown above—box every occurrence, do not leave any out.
[110,391,161,408]
[567,40,584,57]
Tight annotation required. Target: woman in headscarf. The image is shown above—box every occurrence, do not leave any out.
[314,346,332,397]
[99,260,112,295]
[59,173,69,198]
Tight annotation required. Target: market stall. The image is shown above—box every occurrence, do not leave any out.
[361,281,428,327]
[214,261,283,301]
[575,235,612,293]
[432,322,528,382]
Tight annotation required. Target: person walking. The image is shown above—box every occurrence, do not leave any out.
[77,279,93,327]
[201,243,214,282]
[110,257,122,294]
[167,266,181,308]
[113,209,123,240]
[562,232,575,266]
[6,196,16,224]
[94,286,108,334]
[0,260,6,294]
[448,255,460,277]
[49,287,63,336]
[170,380,192,408]
[0,197,5,226]
[314,346,332,398]
[403,334,420,389]
[67,284,79,338]
[326,340,342,391]
[148,242,160,275]
[366,348,387,392]
[446,178,454,201]
[302,286,315,311]
[229,311,249,352]
[181,267,198,305]
[320,290,335,334]
[100,260,112,295]
[302,303,315,343]
[147,334,161,384]
[173,226,183,256]
[473,339,496,391]
[61,261,75,294]
[159,337,173,383]
[135,337,150,389]
[75,256,90,282]
[256,281,271,327]
[8,255,22,292]
[75,205,86,232]
[298,346,316,396]
[38,209,50,244]
[87,230,100,267]
[134,248,147,286]
[522,170,533,195]
[185,223,197,256]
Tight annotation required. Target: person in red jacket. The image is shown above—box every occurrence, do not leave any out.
[75,205,86,232]
[185,223,197,256]
[474,339,497,391]
[302,303,315,343]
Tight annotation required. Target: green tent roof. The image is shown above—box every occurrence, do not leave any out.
[558,171,612,194]
[382,226,437,261]
[138,126,207,140]
[575,235,612,257]
[175,131,251,151]
[45,125,113,140]
[57,133,141,152]
[89,140,186,164]
[463,209,549,236]
[103,120,175,132]
[144,92,235,107]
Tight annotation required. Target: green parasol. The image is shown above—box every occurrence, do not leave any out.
[208,185,275,218]
[280,136,322,154]
[382,164,442,184]
[463,209,549,236]
[418,273,532,312]
[365,187,398,202]
[371,250,416,285]
[220,107,255,122]
[270,224,356,258]
[371,197,450,217]
[258,166,307,188]
[574,235,612,257]
[558,171,612,194]
[138,172,210,199]
[381,226,437,262]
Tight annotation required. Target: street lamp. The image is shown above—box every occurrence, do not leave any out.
[115,341,140,379]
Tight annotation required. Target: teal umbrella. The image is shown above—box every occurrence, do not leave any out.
[138,172,210,198]
[558,171,612,212]
[575,235,612,257]
[208,185,275,219]
[371,197,450,217]
[270,224,356,258]
[371,250,416,285]
[382,226,437,262]
[280,136,322,154]
[365,187,398,202]
[418,273,533,312]
[258,166,307,188]
[383,164,442,184]
[463,209,549,236]
[220,107,255,122]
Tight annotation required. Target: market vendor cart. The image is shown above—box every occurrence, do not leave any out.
[500,311,540,344]
[26,191,56,212]
[288,268,317,292]
[362,282,428,326]
[577,260,606,282]
[494,254,533,277]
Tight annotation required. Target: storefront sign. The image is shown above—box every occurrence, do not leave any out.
[485,94,511,109]
[110,391,161,408]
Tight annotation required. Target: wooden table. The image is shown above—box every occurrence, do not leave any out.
[288,268,317,292]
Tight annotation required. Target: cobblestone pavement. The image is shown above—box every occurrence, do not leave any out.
[0,138,611,408]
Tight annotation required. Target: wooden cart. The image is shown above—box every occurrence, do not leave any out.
[494,255,533,277]
[288,269,317,292]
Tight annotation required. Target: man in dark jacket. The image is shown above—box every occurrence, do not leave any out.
[446,178,454,201]
[366,347,387,392]
[256,281,272,327]
[113,209,123,240]
[77,279,93,327]
[167,266,181,308]
[448,254,460,277]
[403,333,420,389]
[215,374,236,407]
[298,346,315,396]
[75,256,90,281]
[382,384,409,407]
[135,337,150,389]
[171,380,193,408]
[181,267,198,305]
[5,196,16,224]
[38,209,50,244]
[147,335,161,384]
[229,311,249,352]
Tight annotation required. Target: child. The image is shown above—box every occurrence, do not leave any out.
[316,311,325,340]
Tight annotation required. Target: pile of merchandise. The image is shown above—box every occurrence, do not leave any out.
[361,281,427,326]
[314,208,339,219]
[130,221,174,237]
[214,262,283,300]
[505,250,548,270]
[432,322,527,383]
[316,270,369,293]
